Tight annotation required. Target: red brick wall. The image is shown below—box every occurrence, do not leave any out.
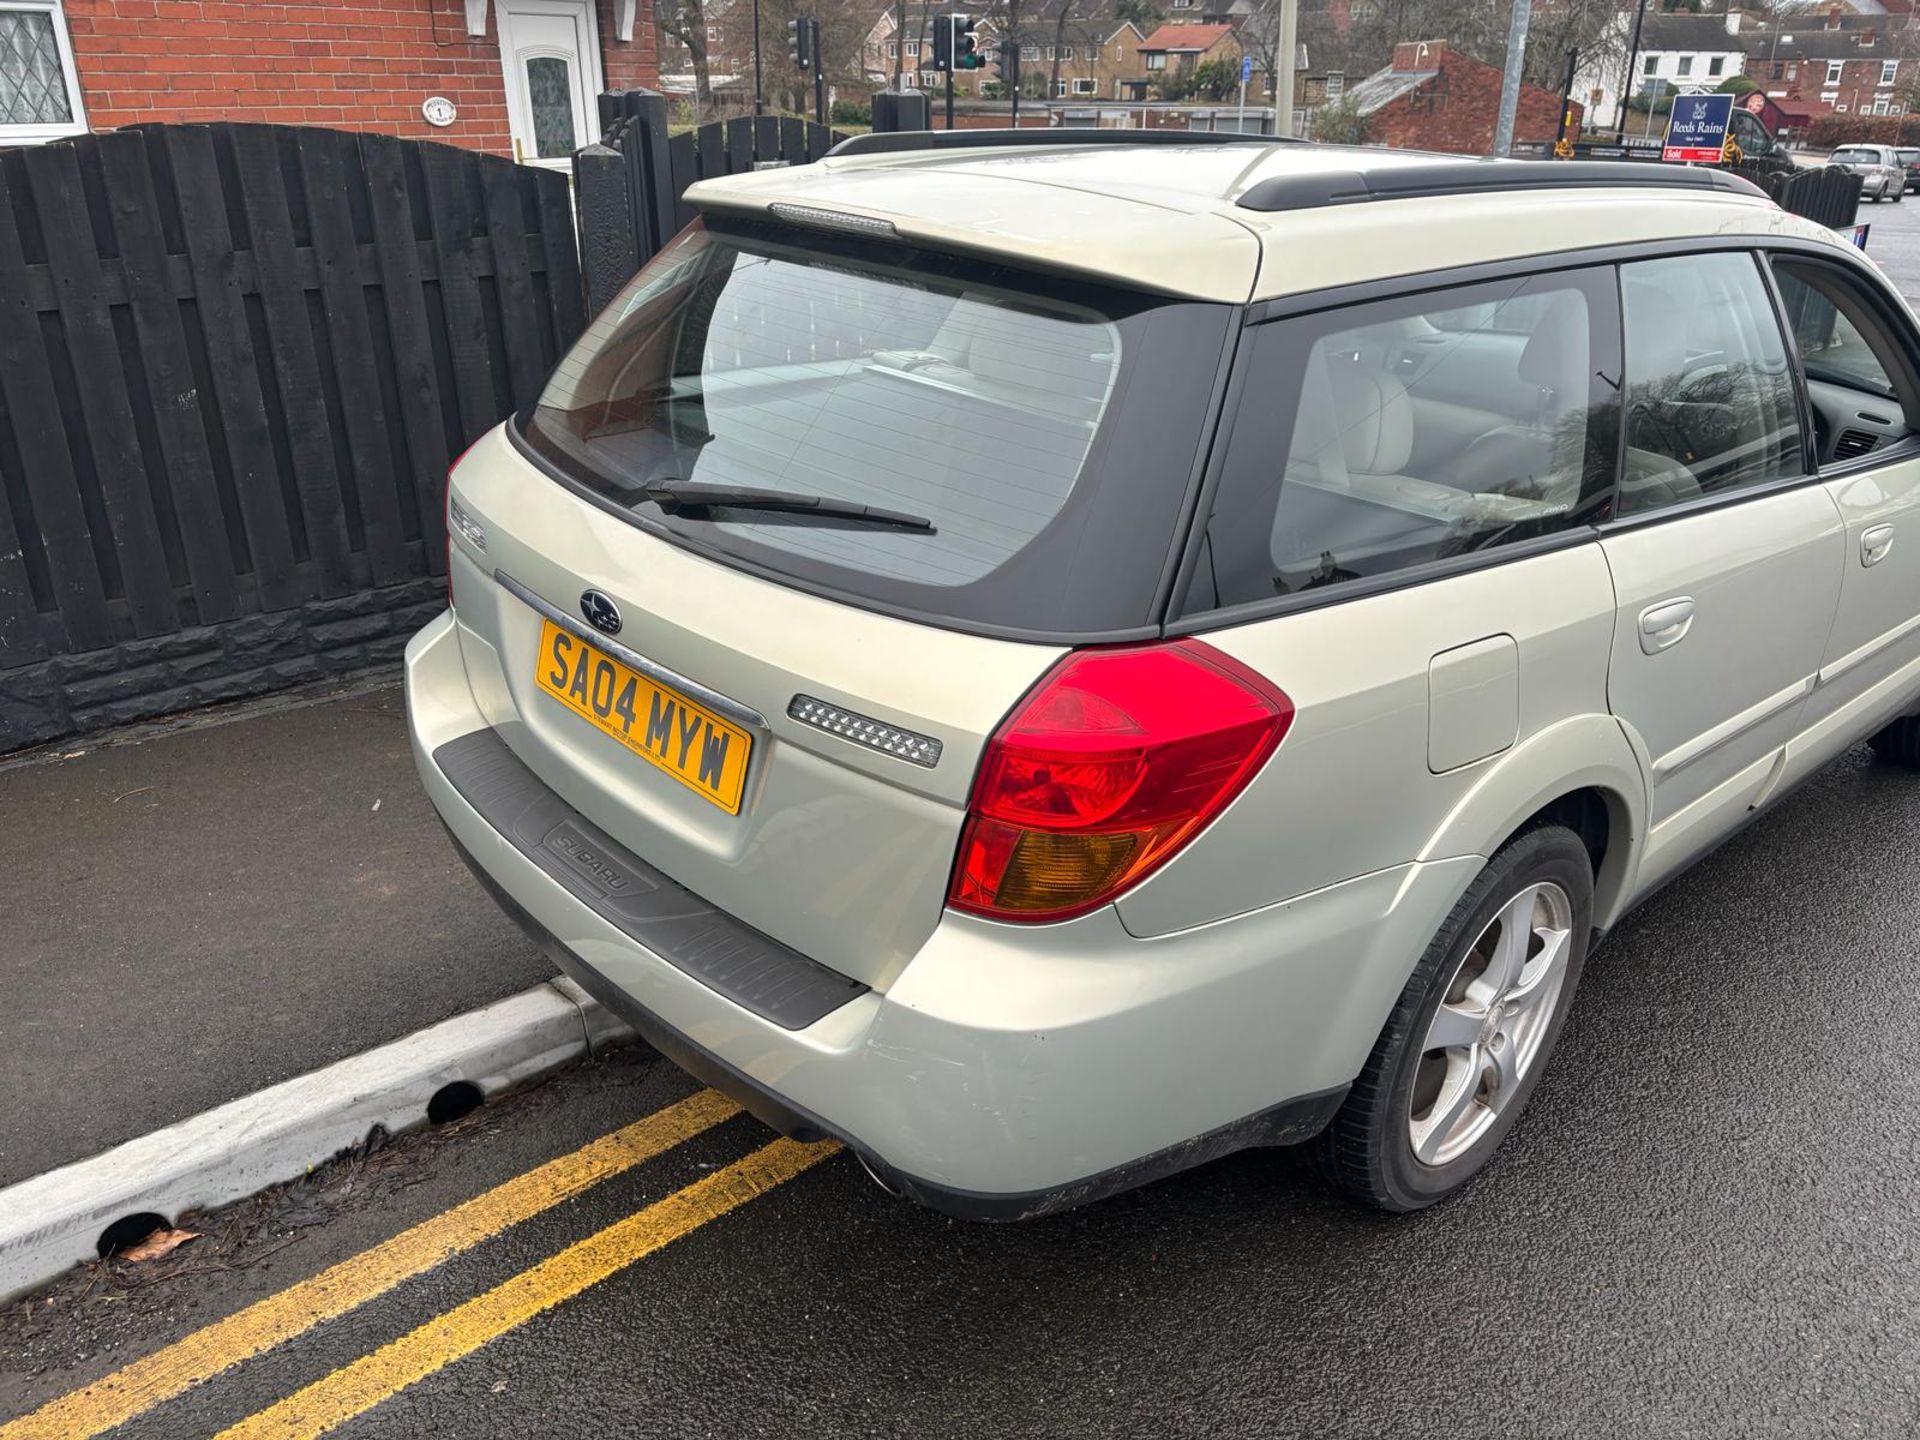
[596,0,658,94]
[1370,49,1582,155]
[63,0,657,155]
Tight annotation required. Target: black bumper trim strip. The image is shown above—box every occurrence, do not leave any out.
[434,727,867,1031]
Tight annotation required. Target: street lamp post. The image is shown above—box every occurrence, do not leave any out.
[752,0,763,115]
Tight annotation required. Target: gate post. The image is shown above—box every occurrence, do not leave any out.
[624,90,678,262]
[574,137,640,318]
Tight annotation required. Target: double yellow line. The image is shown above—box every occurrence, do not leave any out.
[2,1091,838,1440]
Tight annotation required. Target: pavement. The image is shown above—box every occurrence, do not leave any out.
[0,679,550,1188]
[6,196,1920,1438]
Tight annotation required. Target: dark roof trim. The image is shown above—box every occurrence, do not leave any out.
[1235,159,1768,212]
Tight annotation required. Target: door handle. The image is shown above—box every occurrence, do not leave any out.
[1863,524,1896,568]
[1638,597,1695,654]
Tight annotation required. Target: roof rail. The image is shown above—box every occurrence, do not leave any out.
[1235,159,1768,212]
[828,127,1293,159]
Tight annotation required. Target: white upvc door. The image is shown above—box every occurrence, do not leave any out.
[497,0,604,169]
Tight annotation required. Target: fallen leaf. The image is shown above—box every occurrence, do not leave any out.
[370,798,382,812]
[119,1228,200,1263]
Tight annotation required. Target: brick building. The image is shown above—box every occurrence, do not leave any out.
[0,0,659,159]
[1748,17,1913,119]
[1343,40,1580,155]
[1137,22,1245,95]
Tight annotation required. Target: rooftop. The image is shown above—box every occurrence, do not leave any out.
[1138,23,1236,51]
[685,137,1823,305]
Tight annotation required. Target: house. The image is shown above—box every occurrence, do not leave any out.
[861,8,1146,103]
[1343,40,1580,155]
[1137,23,1244,86]
[1574,12,1746,133]
[0,0,658,162]
[1750,18,1917,117]
[1574,4,1920,134]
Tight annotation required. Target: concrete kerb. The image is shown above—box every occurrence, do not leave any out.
[0,977,635,1303]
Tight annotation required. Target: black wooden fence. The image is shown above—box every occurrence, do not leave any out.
[1743,163,1866,230]
[0,123,584,751]
[576,91,843,315]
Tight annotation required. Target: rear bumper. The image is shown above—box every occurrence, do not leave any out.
[407,610,1480,1218]
[444,821,1346,1219]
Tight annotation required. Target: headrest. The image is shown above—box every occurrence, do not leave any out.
[1325,361,1414,476]
[1519,292,1590,401]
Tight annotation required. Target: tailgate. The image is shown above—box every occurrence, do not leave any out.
[447,426,1061,992]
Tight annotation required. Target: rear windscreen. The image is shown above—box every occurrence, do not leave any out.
[518,218,1233,636]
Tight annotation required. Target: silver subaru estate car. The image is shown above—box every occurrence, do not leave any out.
[408,137,1920,1215]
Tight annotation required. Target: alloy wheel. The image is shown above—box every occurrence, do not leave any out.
[1407,881,1573,1168]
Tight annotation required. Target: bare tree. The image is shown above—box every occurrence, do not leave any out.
[658,0,716,113]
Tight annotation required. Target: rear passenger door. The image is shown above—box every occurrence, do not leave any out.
[1767,253,1920,775]
[1599,251,1846,892]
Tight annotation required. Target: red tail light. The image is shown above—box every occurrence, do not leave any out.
[948,640,1293,923]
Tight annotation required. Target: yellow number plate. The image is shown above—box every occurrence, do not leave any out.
[535,620,752,814]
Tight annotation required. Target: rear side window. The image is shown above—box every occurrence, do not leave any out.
[1182,268,1619,614]
[520,219,1233,636]
[1616,253,1802,516]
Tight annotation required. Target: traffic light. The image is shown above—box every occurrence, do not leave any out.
[992,37,1019,88]
[787,16,813,69]
[931,14,977,70]
[955,16,982,69]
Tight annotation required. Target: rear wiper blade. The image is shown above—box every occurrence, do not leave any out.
[640,480,935,532]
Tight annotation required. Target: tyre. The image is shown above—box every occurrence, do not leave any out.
[1314,825,1593,1212]
[1894,187,1905,204]
[1869,713,1920,766]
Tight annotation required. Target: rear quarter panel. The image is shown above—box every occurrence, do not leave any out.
[1117,543,1645,937]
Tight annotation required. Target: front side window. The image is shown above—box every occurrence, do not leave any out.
[1617,253,1801,517]
[1772,257,1919,464]
[523,221,1232,634]
[0,1,85,142]
[1183,269,1618,614]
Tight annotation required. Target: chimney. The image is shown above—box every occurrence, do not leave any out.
[1391,39,1445,71]
[1826,4,1841,27]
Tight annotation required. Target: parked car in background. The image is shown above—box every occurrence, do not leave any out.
[411,138,1920,1219]
[1896,146,1920,194]
[1830,143,1906,202]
